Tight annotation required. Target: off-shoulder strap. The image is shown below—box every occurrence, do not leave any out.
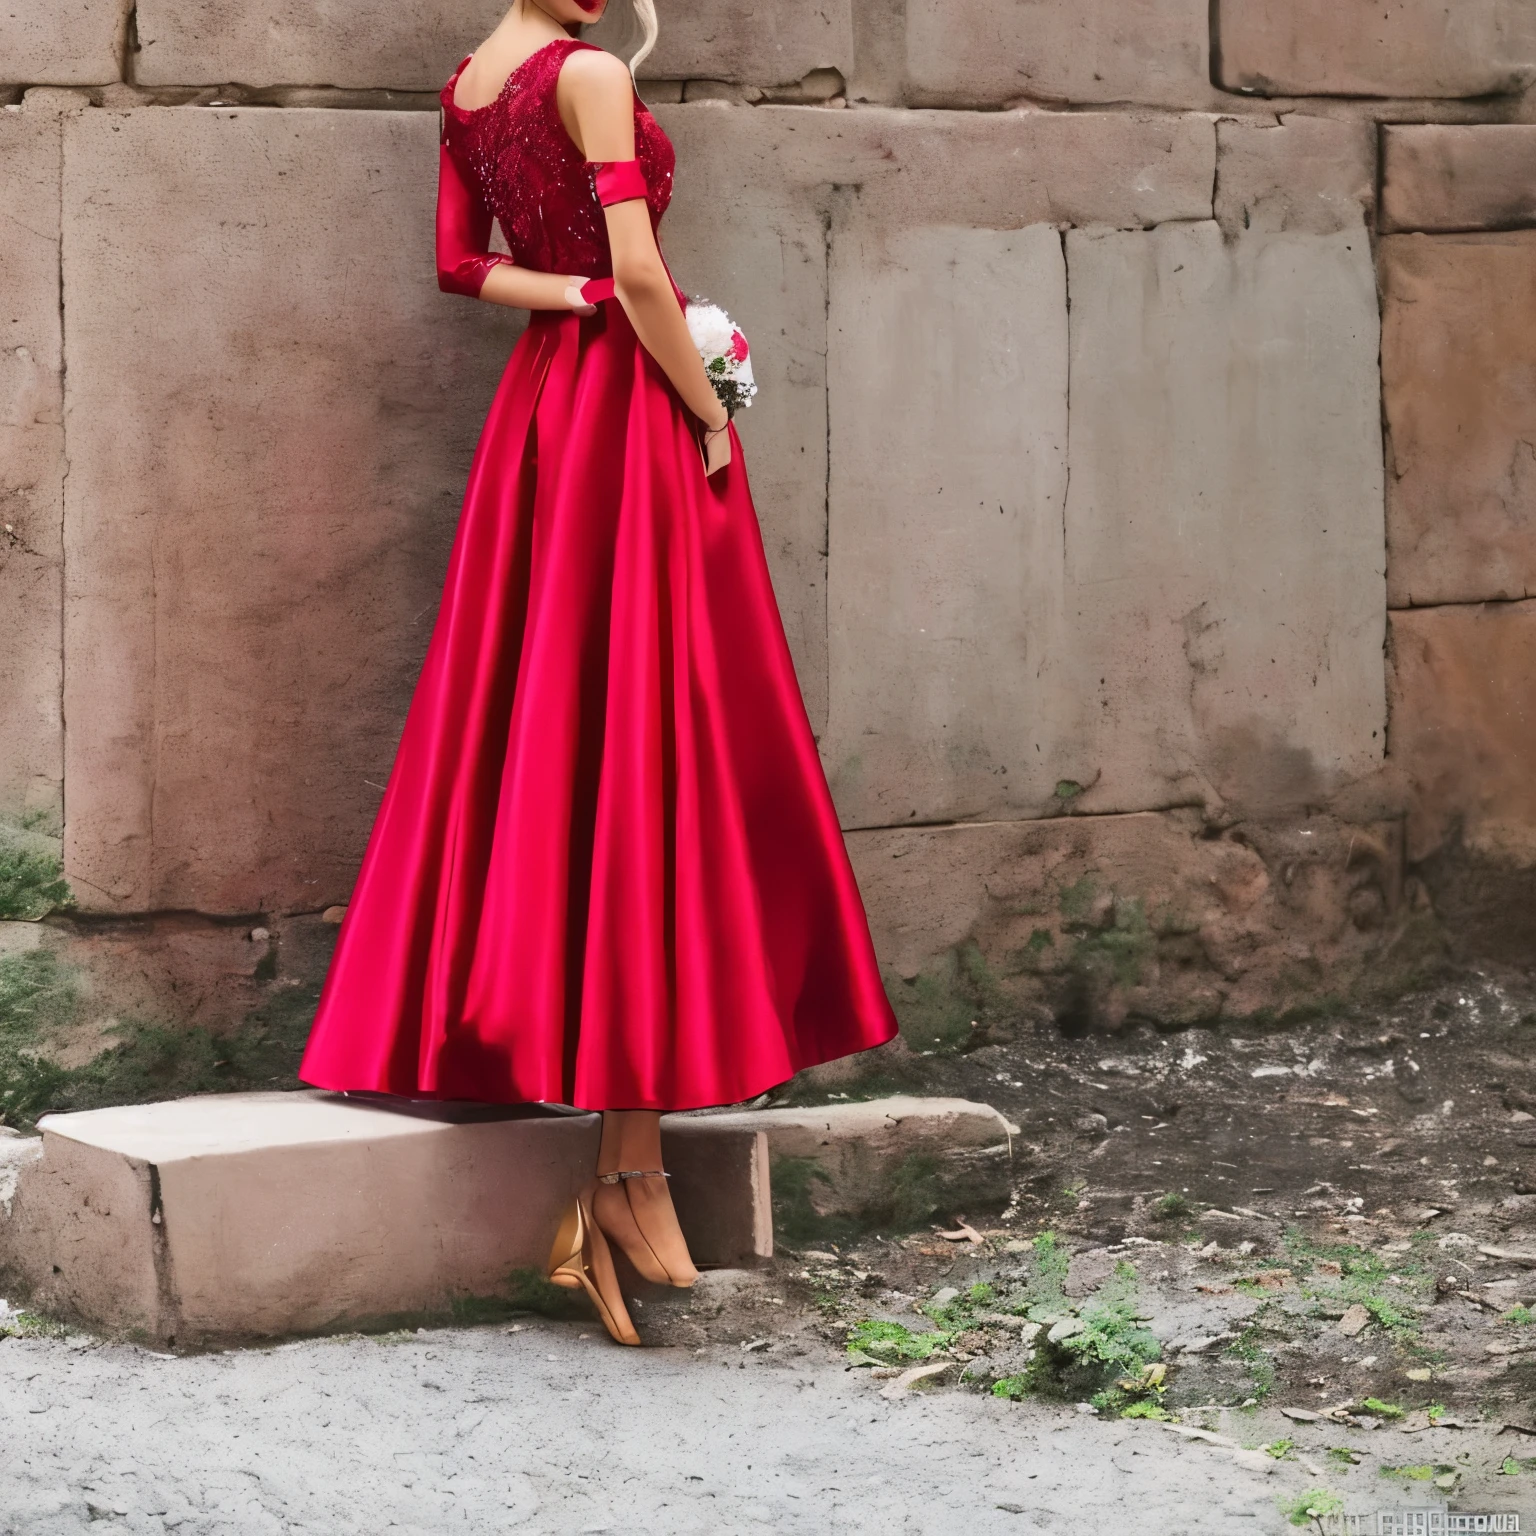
[589,159,648,207]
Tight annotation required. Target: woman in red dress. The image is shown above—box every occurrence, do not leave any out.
[299,0,898,1344]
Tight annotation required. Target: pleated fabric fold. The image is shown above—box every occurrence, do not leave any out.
[299,302,898,1111]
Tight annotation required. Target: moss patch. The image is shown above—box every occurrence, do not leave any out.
[0,947,318,1132]
[0,815,73,922]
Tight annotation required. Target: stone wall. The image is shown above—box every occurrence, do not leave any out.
[2,0,1535,1065]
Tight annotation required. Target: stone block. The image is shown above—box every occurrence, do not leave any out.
[590,0,854,87]
[1214,0,1536,98]
[1381,234,1536,606]
[0,1,129,87]
[688,1097,1016,1231]
[847,809,1423,1035]
[0,102,66,823]
[657,102,1217,233]
[660,1121,772,1265]
[2,1094,600,1343]
[0,1093,773,1341]
[1382,125,1536,233]
[1215,115,1376,237]
[1389,603,1536,865]
[905,0,1224,110]
[822,222,1070,826]
[134,0,504,90]
[1060,223,1386,819]
[824,219,1383,830]
[62,108,522,914]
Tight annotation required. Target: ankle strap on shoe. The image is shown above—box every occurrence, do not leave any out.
[595,1169,671,1184]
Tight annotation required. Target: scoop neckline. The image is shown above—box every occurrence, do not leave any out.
[448,36,589,116]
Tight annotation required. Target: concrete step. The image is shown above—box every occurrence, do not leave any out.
[0,1092,770,1347]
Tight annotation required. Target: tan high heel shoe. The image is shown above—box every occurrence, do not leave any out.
[597,1170,699,1289]
[547,1183,640,1347]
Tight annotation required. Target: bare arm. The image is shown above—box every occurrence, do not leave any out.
[560,52,730,440]
[436,136,594,314]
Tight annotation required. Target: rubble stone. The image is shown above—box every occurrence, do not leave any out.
[847,809,1421,1034]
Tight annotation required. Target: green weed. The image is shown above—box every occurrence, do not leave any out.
[1278,1489,1343,1528]
[1361,1398,1404,1420]
[0,1310,68,1340]
[0,947,319,1131]
[0,817,72,922]
[845,1319,951,1365]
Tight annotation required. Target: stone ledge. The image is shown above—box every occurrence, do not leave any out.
[684,1096,1017,1231]
[0,1092,769,1345]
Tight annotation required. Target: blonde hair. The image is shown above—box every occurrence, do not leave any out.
[583,0,657,77]
[628,0,658,75]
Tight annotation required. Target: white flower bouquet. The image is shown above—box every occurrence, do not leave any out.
[685,299,757,417]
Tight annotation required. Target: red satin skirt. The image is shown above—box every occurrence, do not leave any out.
[299,300,898,1110]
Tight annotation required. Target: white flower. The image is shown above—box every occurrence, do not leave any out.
[686,301,737,360]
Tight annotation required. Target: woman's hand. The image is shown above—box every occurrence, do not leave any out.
[563,278,597,316]
[702,418,733,477]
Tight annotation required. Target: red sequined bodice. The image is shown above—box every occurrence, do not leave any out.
[440,38,675,280]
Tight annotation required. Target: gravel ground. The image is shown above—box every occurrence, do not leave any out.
[10,967,1536,1533]
[0,1317,1464,1536]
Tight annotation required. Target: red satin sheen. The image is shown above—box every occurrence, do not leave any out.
[436,143,505,298]
[591,158,649,206]
[300,40,899,1111]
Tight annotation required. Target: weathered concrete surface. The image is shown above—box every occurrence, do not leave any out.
[1382,125,1536,233]
[0,101,67,823]
[1382,234,1536,607]
[1215,0,1536,98]
[904,0,1224,110]
[1062,224,1386,820]
[1214,115,1376,237]
[134,0,503,90]
[61,108,522,915]
[0,0,129,87]
[2,1093,599,1343]
[823,223,1068,828]
[689,1097,1016,1225]
[1389,603,1536,866]
[848,809,1426,1037]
